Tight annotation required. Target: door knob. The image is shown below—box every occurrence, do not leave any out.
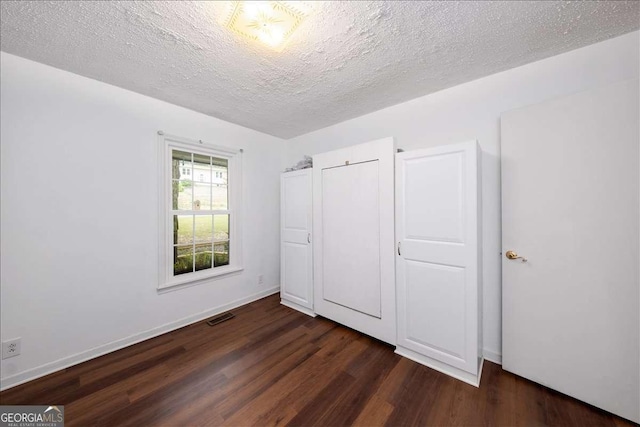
[506,250,527,262]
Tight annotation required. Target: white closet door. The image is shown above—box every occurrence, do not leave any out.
[280,169,313,314]
[313,138,396,345]
[395,141,481,384]
[322,161,381,317]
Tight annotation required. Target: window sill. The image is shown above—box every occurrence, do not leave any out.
[158,265,244,293]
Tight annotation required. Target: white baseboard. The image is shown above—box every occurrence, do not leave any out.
[483,348,502,365]
[395,346,484,388]
[0,286,279,391]
[280,299,316,317]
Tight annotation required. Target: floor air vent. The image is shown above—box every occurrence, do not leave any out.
[206,312,235,326]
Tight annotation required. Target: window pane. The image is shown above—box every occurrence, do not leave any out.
[212,158,228,209]
[212,157,228,170]
[172,150,192,181]
[174,245,194,275]
[193,183,212,210]
[167,147,237,281]
[173,180,192,210]
[214,241,229,267]
[195,243,212,272]
[174,215,193,245]
[212,186,227,210]
[214,214,229,241]
[194,215,213,244]
[193,154,211,183]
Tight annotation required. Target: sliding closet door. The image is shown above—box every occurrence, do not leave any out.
[395,141,481,383]
[313,138,396,344]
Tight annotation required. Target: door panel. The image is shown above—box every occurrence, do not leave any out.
[281,170,313,310]
[405,260,465,358]
[283,242,309,301]
[321,161,381,318]
[396,141,480,375]
[313,138,396,345]
[501,79,639,423]
[283,173,308,230]
[405,153,464,243]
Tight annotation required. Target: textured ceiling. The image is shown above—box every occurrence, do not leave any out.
[1,1,638,139]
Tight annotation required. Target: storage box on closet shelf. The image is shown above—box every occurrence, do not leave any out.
[284,155,313,172]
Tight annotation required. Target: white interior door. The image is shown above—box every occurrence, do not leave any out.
[395,141,481,383]
[501,79,639,423]
[313,138,396,344]
[281,169,313,311]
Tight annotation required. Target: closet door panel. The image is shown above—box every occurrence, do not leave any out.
[404,152,464,243]
[281,170,313,313]
[405,260,466,359]
[396,141,481,381]
[321,161,381,318]
[283,242,310,302]
[313,137,396,345]
[283,172,308,230]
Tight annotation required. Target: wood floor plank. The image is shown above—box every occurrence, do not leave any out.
[287,371,357,426]
[0,372,80,406]
[79,340,182,386]
[289,339,370,413]
[216,340,320,420]
[384,364,445,426]
[352,394,395,427]
[317,340,401,426]
[476,361,517,427]
[66,392,132,427]
[220,323,310,378]
[64,363,170,426]
[1,294,636,427]
[514,370,547,426]
[223,329,367,427]
[128,339,247,403]
[96,372,228,427]
[375,356,418,406]
[153,316,329,426]
[162,331,319,426]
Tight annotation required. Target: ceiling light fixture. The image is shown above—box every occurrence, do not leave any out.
[223,1,312,52]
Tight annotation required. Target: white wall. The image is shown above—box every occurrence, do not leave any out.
[285,31,640,362]
[0,52,286,389]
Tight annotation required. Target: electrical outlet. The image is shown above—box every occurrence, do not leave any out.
[257,274,264,285]
[2,338,21,359]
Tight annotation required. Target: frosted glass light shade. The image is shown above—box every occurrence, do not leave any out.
[223,1,311,51]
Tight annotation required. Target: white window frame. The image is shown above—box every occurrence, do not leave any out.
[158,132,243,290]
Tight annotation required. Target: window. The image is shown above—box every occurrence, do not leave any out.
[158,132,243,289]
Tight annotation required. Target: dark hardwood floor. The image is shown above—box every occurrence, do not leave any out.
[1,294,635,427]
